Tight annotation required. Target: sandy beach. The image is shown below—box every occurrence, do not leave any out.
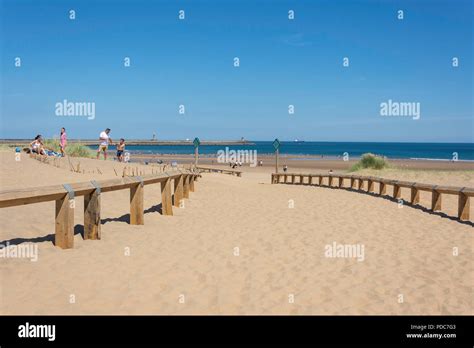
[0,149,472,315]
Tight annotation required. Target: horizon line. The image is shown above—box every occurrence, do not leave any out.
[0,138,473,144]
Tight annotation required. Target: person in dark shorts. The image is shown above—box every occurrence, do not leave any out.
[117,138,125,162]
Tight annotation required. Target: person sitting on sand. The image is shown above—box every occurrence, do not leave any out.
[116,138,125,162]
[97,128,113,160]
[59,127,67,157]
[30,135,46,155]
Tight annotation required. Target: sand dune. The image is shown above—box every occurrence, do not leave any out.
[0,152,472,314]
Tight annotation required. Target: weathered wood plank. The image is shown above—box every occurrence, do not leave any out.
[196,166,242,176]
[0,171,192,208]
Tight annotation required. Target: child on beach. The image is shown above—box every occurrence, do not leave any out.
[60,127,67,156]
[117,138,125,162]
[97,128,113,160]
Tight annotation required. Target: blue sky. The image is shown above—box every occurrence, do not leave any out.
[1,0,472,142]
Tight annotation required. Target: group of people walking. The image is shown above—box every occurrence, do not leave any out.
[30,128,127,162]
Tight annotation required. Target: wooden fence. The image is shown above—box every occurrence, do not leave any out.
[271,172,473,221]
[0,170,199,249]
[196,166,242,177]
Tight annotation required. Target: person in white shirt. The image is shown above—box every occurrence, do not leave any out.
[97,128,113,160]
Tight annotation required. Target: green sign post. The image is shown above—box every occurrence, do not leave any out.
[273,138,280,173]
[193,137,200,166]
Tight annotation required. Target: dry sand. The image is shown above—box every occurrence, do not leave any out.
[0,151,472,315]
[135,153,474,172]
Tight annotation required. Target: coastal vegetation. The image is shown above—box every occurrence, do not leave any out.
[350,153,389,171]
[43,139,95,158]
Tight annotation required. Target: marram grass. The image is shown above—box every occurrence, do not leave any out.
[43,139,95,158]
[350,153,389,172]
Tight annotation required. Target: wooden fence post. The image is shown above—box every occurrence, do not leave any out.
[431,189,441,211]
[350,177,356,189]
[183,175,190,198]
[338,177,344,188]
[367,178,374,192]
[130,179,144,225]
[358,178,364,190]
[174,175,184,207]
[328,176,333,187]
[55,193,74,249]
[299,175,304,184]
[393,183,401,199]
[308,176,313,185]
[379,182,386,195]
[318,176,323,185]
[161,178,173,216]
[291,175,295,184]
[458,190,469,220]
[410,185,420,204]
[84,182,101,240]
[190,175,195,192]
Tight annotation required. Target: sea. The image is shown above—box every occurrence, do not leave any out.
[91,141,474,161]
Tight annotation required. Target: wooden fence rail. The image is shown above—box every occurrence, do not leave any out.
[196,166,242,177]
[271,173,473,221]
[0,170,199,249]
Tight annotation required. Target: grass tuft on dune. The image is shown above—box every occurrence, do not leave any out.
[43,139,95,158]
[350,153,389,171]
